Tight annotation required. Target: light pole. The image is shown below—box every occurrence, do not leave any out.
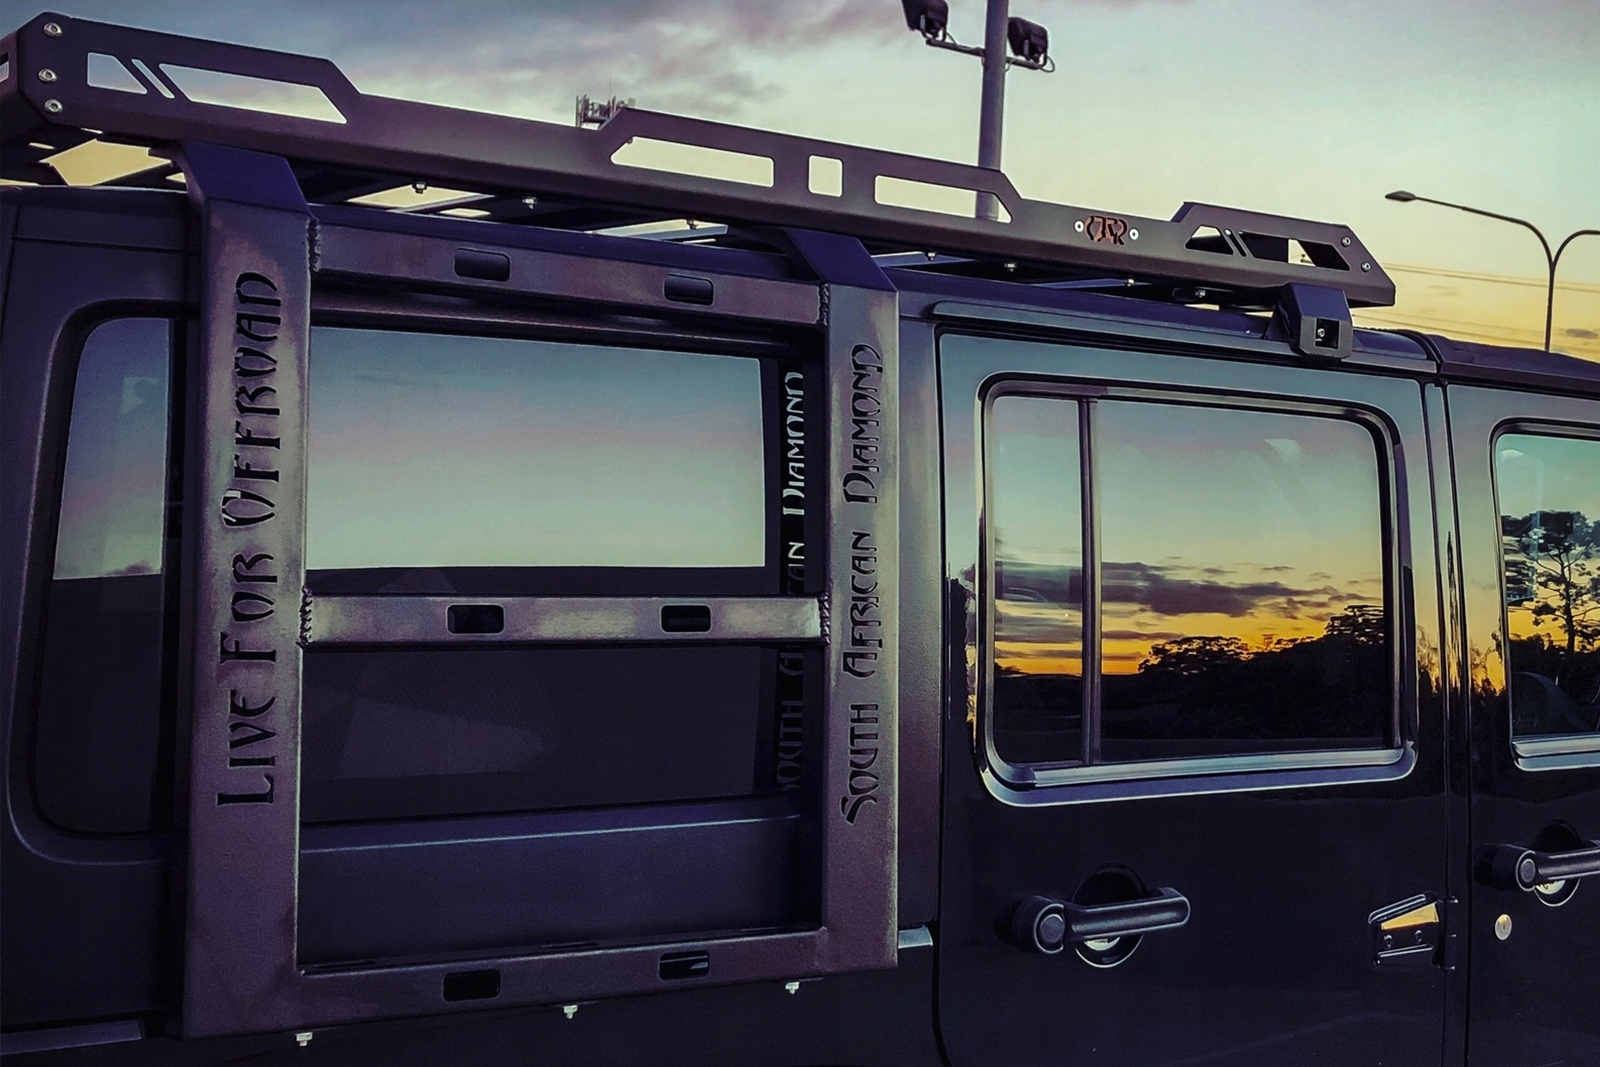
[902,0,1053,221]
[1386,190,1600,353]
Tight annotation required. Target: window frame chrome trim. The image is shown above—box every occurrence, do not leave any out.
[956,343,1415,801]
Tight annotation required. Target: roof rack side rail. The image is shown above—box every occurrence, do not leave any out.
[3,12,1394,307]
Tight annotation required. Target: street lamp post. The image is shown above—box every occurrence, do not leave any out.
[902,0,1054,221]
[1386,190,1600,353]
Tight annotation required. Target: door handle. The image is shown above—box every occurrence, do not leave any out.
[1010,888,1191,954]
[1484,841,1600,892]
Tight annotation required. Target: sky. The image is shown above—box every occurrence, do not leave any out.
[27,0,1600,358]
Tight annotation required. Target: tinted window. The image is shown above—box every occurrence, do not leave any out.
[306,328,765,573]
[984,395,1392,772]
[302,646,800,823]
[1097,402,1389,760]
[36,318,173,833]
[987,395,1084,765]
[1497,433,1600,739]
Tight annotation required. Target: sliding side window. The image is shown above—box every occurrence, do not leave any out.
[986,394,1392,778]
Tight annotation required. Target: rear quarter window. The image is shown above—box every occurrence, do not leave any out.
[35,317,175,835]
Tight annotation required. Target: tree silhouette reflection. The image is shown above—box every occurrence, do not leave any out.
[1101,603,1388,760]
[1502,507,1600,735]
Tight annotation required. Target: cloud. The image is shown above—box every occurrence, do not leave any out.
[1102,628,1185,642]
[58,0,904,120]
[998,558,1376,622]
[1103,559,1319,617]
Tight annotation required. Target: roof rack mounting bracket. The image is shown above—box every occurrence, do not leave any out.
[1277,283,1353,360]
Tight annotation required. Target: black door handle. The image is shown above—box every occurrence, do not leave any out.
[1484,841,1600,892]
[1011,888,1191,954]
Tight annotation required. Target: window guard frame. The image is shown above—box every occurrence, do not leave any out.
[173,145,899,1038]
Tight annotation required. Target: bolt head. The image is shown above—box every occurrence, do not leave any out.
[1361,262,1372,272]
[1341,236,1352,247]
[1494,913,1513,940]
[38,68,58,83]
[1073,220,1085,233]
[44,99,63,114]
[1128,228,1139,240]
[43,21,63,36]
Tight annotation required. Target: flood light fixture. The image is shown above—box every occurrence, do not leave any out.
[1006,17,1050,67]
[901,0,950,38]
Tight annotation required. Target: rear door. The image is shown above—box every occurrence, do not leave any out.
[935,326,1451,1066]
[1448,384,1600,1066]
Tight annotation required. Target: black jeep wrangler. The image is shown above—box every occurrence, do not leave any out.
[3,12,1597,1067]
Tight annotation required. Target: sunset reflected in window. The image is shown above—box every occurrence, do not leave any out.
[1498,433,1600,738]
[985,394,1392,768]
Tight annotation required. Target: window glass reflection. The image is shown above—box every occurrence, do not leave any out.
[987,395,1083,765]
[307,328,766,571]
[1096,402,1389,760]
[40,317,172,834]
[54,318,171,579]
[1498,434,1600,738]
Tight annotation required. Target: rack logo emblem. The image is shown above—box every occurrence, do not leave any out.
[1084,215,1130,245]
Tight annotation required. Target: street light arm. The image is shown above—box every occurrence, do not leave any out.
[923,34,985,58]
[1552,229,1600,272]
[1388,191,1597,353]
[1409,195,1554,268]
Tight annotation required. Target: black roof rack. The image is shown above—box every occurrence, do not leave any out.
[2,12,1394,307]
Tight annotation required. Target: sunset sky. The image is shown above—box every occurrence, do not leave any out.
[990,394,1385,676]
[30,0,1600,358]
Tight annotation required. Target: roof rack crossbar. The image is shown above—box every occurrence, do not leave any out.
[2,12,1395,306]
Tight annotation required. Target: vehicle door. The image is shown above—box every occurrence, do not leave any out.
[935,322,1451,1066]
[1448,384,1600,1066]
